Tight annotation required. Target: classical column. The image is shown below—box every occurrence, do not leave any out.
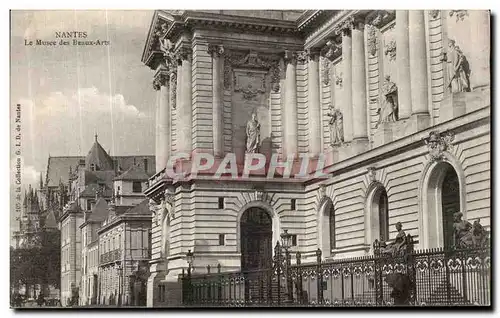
[469,10,490,91]
[408,10,429,116]
[208,44,225,158]
[283,51,298,157]
[154,69,171,172]
[396,10,412,120]
[340,26,353,142]
[154,80,161,172]
[351,19,368,142]
[177,48,193,155]
[307,49,322,157]
[175,57,183,155]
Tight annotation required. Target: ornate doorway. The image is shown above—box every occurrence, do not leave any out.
[240,207,273,270]
[441,164,460,249]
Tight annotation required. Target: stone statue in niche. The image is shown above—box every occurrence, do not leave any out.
[442,40,471,93]
[376,76,398,129]
[326,106,344,146]
[245,112,261,153]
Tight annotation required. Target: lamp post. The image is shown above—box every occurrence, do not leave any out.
[186,249,194,304]
[280,229,293,303]
[114,263,122,307]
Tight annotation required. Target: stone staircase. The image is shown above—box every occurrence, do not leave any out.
[424,280,467,305]
[246,279,288,304]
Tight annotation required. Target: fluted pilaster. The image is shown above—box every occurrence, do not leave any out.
[307,49,322,156]
[208,44,225,158]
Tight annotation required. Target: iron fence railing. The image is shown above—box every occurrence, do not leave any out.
[180,239,490,307]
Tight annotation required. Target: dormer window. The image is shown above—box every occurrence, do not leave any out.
[132,181,142,193]
[90,164,96,171]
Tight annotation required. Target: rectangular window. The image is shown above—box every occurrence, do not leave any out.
[132,181,142,193]
[219,234,225,246]
[291,199,296,211]
[143,159,148,173]
[218,197,224,209]
[291,234,297,247]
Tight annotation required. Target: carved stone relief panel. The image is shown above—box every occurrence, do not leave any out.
[381,23,397,80]
[233,69,267,101]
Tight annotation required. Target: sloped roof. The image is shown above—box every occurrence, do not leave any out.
[84,170,116,185]
[45,155,155,189]
[46,156,83,187]
[86,137,114,171]
[113,156,156,176]
[87,198,109,222]
[114,164,150,181]
[80,183,113,198]
[43,210,58,229]
[123,199,151,216]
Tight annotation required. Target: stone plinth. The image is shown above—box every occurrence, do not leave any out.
[393,113,430,140]
[351,138,370,156]
[373,122,394,148]
[335,144,354,162]
[466,89,491,113]
[439,92,466,124]
[146,261,166,307]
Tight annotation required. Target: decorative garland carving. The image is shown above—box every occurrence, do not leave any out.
[367,25,378,57]
[424,131,455,161]
[170,72,177,109]
[449,10,469,22]
[384,40,396,61]
[335,72,343,88]
[234,71,266,101]
[224,50,281,92]
[322,57,331,86]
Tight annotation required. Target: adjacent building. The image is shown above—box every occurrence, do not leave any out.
[142,10,490,306]
[53,135,154,306]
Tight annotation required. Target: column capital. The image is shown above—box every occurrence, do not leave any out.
[322,39,342,61]
[283,50,298,66]
[365,10,395,28]
[207,44,224,58]
[305,48,322,62]
[334,15,354,36]
[152,69,170,90]
[175,47,192,63]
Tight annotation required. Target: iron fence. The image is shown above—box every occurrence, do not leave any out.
[180,239,490,307]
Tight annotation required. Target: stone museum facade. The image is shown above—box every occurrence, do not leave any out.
[142,10,490,306]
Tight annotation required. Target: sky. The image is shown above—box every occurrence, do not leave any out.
[10,10,156,233]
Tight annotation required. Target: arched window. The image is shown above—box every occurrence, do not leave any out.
[365,184,390,245]
[378,189,389,242]
[319,198,335,258]
[329,204,336,250]
[421,160,463,249]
